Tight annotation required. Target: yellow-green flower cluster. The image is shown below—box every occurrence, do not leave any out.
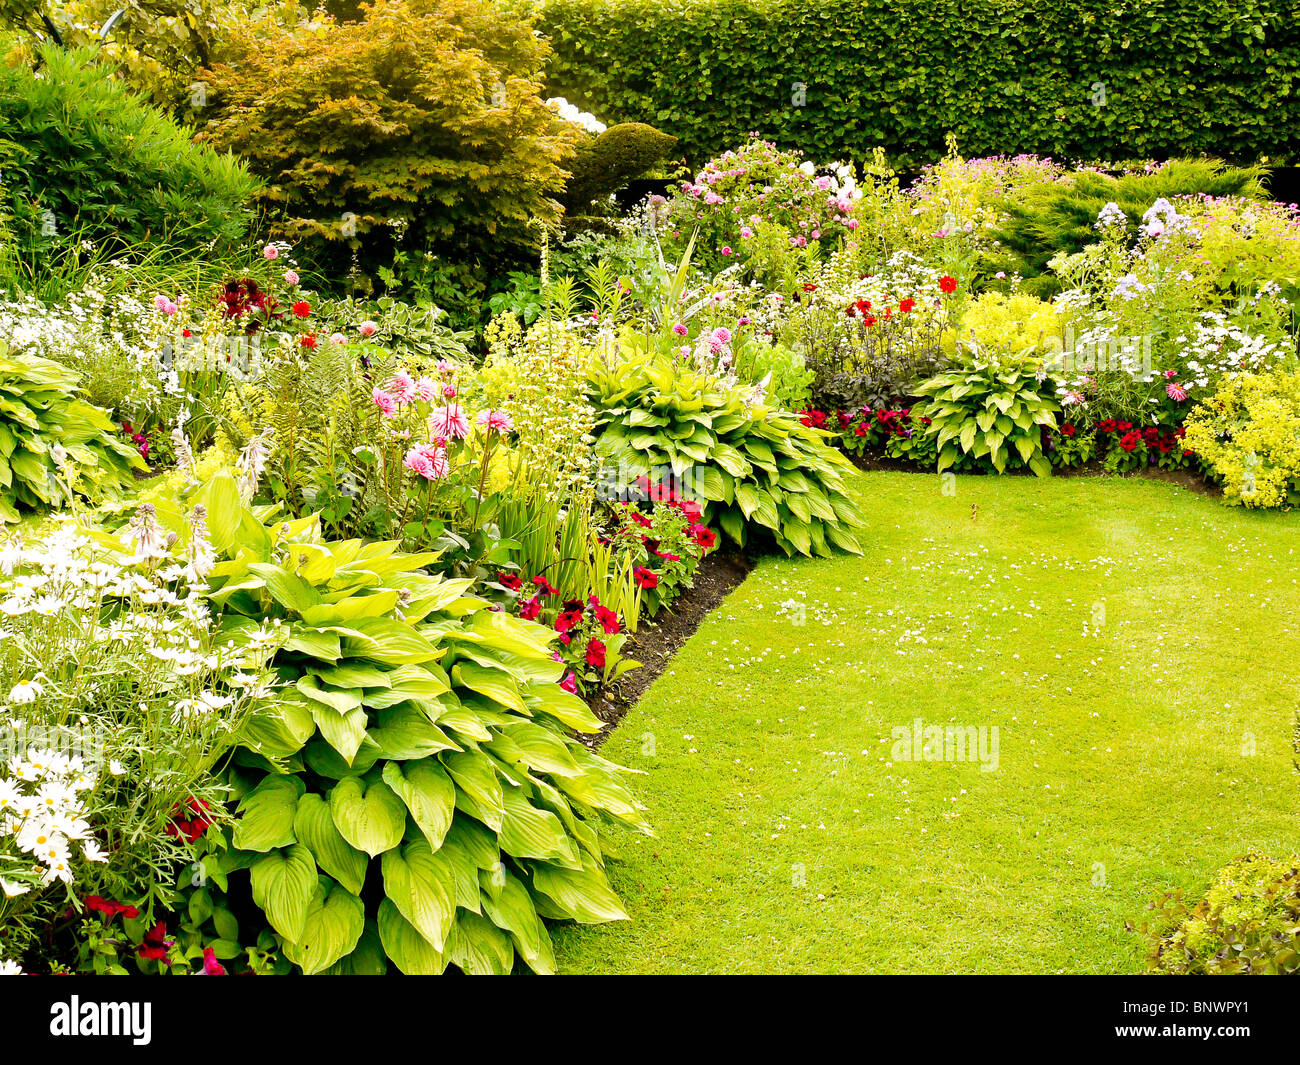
[1183,369,1300,507]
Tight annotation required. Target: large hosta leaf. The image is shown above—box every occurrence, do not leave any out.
[382,760,456,849]
[294,792,367,895]
[328,777,406,857]
[380,841,456,951]
[377,899,447,975]
[280,877,365,975]
[249,844,317,942]
[233,775,304,853]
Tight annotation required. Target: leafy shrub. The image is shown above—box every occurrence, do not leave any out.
[914,348,1060,475]
[564,122,679,214]
[200,0,578,280]
[163,470,651,975]
[0,44,258,259]
[1147,853,1300,975]
[588,352,865,556]
[734,341,815,412]
[0,346,145,522]
[542,0,1300,169]
[991,159,1268,293]
[1182,368,1300,507]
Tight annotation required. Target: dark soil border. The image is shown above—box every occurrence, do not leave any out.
[846,451,1225,499]
[582,550,754,748]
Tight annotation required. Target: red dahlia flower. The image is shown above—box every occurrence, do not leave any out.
[938,275,958,294]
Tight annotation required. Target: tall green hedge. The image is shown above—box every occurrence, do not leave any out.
[541,0,1300,169]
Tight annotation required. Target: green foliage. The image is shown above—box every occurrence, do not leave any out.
[541,0,1300,169]
[0,345,146,522]
[588,352,865,556]
[564,122,679,213]
[1147,853,1300,974]
[0,44,258,259]
[1182,368,1300,508]
[200,0,579,281]
[734,341,815,412]
[990,159,1269,293]
[168,470,650,975]
[914,348,1060,475]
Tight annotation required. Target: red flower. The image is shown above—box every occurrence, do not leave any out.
[688,524,718,550]
[138,921,173,963]
[531,576,559,597]
[518,596,541,620]
[801,282,818,293]
[677,499,704,522]
[201,948,227,976]
[1098,419,1118,434]
[938,275,958,294]
[1060,424,1076,437]
[632,566,659,589]
[899,297,916,313]
[592,603,620,634]
[300,333,318,350]
[560,671,577,693]
[555,609,584,634]
[652,548,682,562]
[86,896,138,920]
[585,638,607,669]
[799,409,828,429]
[497,572,523,591]
[291,300,311,318]
[166,798,213,844]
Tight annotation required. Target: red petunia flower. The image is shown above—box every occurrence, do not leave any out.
[689,524,718,551]
[497,572,523,591]
[201,948,227,976]
[632,566,659,589]
[531,576,559,597]
[585,638,607,669]
[518,596,542,620]
[138,921,173,962]
[592,603,620,635]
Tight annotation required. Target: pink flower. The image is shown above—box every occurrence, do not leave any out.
[358,320,378,337]
[403,443,449,480]
[389,369,417,404]
[283,270,299,286]
[442,385,457,399]
[429,404,470,440]
[262,245,279,260]
[672,323,688,336]
[415,376,437,402]
[201,948,227,976]
[476,410,514,433]
[721,246,733,256]
[1166,383,1188,401]
[740,226,753,239]
[560,671,578,693]
[373,388,398,417]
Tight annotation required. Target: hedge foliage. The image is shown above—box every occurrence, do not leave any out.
[541,0,1300,168]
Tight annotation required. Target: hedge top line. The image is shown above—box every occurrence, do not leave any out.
[539,0,1300,168]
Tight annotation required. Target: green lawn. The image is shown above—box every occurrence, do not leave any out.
[555,471,1300,974]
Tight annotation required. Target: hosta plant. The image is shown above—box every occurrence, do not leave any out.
[914,347,1061,476]
[588,352,865,557]
[165,470,650,975]
[0,346,146,522]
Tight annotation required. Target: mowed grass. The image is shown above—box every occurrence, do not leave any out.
[555,471,1300,974]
